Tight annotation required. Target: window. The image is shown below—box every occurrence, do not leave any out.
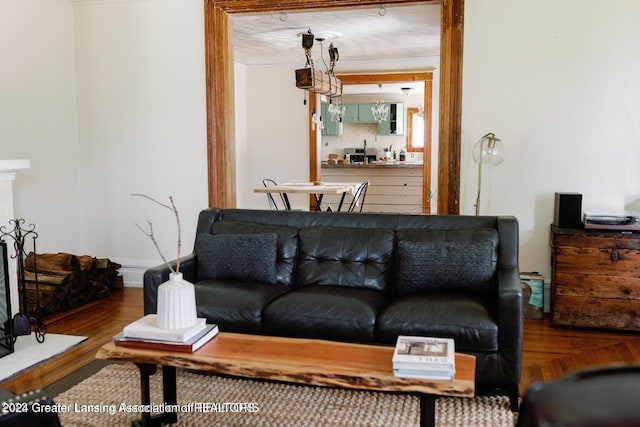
[406,107,425,152]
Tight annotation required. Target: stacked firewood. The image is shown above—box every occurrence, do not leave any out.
[21,252,123,315]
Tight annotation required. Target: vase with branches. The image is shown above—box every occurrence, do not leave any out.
[132,194,197,330]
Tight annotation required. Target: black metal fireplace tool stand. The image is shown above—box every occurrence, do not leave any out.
[0,219,46,343]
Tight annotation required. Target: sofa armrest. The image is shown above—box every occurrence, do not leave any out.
[496,265,523,385]
[143,253,198,315]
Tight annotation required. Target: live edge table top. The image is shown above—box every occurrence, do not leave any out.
[97,332,475,398]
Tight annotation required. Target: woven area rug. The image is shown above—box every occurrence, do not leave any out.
[54,364,517,427]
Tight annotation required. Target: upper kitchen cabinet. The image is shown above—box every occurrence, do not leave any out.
[378,102,404,136]
[357,103,377,123]
[343,104,359,123]
[343,103,377,124]
[322,101,404,135]
[321,102,342,136]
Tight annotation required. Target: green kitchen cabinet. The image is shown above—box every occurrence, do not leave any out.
[321,103,341,136]
[357,103,377,123]
[377,102,404,136]
[325,102,404,134]
[342,104,359,123]
[342,103,377,124]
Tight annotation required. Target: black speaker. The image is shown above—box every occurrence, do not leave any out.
[554,193,583,228]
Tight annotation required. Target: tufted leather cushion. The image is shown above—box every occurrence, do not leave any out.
[207,221,299,286]
[196,233,278,284]
[396,240,495,295]
[295,226,394,292]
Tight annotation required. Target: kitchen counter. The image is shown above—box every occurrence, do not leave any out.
[322,161,423,169]
[320,163,425,213]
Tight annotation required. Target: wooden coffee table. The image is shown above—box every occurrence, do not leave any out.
[96,332,475,427]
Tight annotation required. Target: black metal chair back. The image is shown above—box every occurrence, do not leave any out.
[262,179,291,210]
[348,181,369,212]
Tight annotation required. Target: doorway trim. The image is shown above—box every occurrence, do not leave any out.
[204,0,464,214]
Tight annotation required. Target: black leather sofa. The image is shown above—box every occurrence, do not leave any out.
[143,208,522,409]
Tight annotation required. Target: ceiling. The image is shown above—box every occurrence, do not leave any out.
[231,3,441,94]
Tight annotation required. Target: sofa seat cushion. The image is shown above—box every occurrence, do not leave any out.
[263,285,388,342]
[195,279,290,331]
[375,293,498,353]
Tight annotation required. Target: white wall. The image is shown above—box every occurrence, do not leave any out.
[0,0,81,254]
[1,0,208,286]
[462,0,640,278]
[73,0,208,279]
[238,65,311,210]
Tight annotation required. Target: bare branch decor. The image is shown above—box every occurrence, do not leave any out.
[131,194,182,274]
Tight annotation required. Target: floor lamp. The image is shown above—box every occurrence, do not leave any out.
[473,132,504,215]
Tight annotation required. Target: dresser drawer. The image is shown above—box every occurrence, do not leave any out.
[552,295,640,330]
[554,272,640,299]
[553,233,640,250]
[554,246,640,277]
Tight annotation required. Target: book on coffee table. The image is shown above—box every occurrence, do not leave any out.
[123,314,207,342]
[392,368,454,381]
[392,335,455,380]
[114,323,219,353]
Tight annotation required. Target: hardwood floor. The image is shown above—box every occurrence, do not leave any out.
[2,286,640,397]
[520,314,640,392]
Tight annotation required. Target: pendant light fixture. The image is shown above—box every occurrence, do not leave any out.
[371,84,389,123]
[295,29,342,97]
[328,97,346,122]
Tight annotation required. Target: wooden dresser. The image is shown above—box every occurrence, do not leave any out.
[550,225,640,331]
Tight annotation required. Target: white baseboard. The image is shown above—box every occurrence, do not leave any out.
[113,258,160,288]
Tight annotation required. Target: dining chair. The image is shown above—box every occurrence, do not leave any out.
[262,179,291,210]
[347,181,369,212]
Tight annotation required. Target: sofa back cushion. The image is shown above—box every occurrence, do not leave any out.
[296,226,394,292]
[395,229,499,296]
[200,221,299,287]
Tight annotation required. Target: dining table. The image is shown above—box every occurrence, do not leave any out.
[254,182,361,211]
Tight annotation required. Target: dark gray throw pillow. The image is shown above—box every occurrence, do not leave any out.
[396,240,495,296]
[196,233,278,284]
